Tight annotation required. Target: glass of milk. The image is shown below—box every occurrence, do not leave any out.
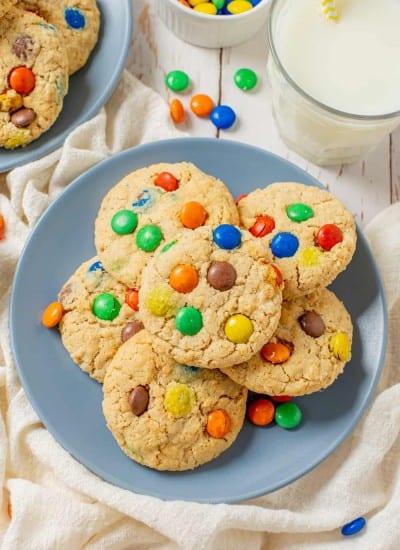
[267,0,400,165]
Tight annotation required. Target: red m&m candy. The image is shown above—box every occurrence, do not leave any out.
[249,215,275,238]
[154,172,179,192]
[316,224,343,251]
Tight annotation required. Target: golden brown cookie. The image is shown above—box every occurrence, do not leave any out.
[95,162,240,289]
[139,225,283,369]
[58,257,143,383]
[0,8,69,149]
[238,182,357,299]
[102,330,248,471]
[17,0,100,74]
[222,288,353,396]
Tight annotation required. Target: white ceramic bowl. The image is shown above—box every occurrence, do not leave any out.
[156,0,270,48]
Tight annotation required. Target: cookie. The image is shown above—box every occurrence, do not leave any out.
[18,0,100,74]
[102,330,248,471]
[58,257,144,383]
[139,225,283,369]
[0,8,69,149]
[95,162,240,289]
[238,182,357,298]
[222,288,353,396]
[0,0,16,19]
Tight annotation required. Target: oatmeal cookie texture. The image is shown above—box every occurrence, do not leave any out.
[102,330,248,471]
[17,0,100,74]
[238,182,357,299]
[58,258,143,383]
[95,162,239,289]
[0,0,16,19]
[139,225,283,369]
[0,8,69,148]
[222,288,353,396]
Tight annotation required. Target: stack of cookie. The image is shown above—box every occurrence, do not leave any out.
[56,162,357,471]
[0,1,100,149]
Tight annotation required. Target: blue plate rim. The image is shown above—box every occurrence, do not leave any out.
[0,0,133,174]
[9,138,388,503]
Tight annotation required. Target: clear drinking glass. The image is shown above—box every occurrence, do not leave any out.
[267,0,400,166]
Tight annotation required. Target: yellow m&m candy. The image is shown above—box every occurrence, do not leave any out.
[145,286,177,317]
[224,314,253,343]
[227,1,253,15]
[164,383,196,416]
[329,332,351,361]
[194,3,217,14]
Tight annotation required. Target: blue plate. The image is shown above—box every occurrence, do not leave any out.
[0,0,132,173]
[10,139,387,503]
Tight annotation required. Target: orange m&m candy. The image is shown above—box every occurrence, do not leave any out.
[180,201,207,229]
[0,214,5,240]
[42,302,63,328]
[206,409,231,438]
[261,342,291,364]
[271,264,283,287]
[9,66,36,95]
[170,98,185,123]
[190,94,215,117]
[169,264,199,293]
[7,502,12,519]
[125,289,139,311]
[247,398,275,426]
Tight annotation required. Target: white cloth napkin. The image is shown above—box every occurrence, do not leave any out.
[1,70,399,550]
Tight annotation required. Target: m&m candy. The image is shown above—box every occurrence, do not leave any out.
[178,0,261,16]
[224,314,253,343]
[165,70,190,92]
[270,232,299,258]
[275,402,302,429]
[92,294,121,321]
[210,105,236,129]
[247,398,275,426]
[213,224,241,250]
[206,409,231,438]
[42,302,63,328]
[341,517,366,537]
[170,98,185,123]
[176,306,203,335]
[190,94,215,117]
[234,68,258,90]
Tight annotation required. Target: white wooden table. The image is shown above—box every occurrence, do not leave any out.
[128,0,400,226]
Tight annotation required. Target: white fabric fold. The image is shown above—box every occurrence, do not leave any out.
[0,70,399,550]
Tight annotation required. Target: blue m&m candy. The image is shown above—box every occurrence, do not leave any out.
[213,224,241,250]
[88,260,105,273]
[64,8,86,29]
[271,232,299,258]
[210,105,236,130]
[341,517,366,537]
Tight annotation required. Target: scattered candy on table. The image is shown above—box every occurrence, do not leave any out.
[170,98,185,123]
[0,214,5,240]
[210,105,236,129]
[190,94,215,117]
[234,68,258,90]
[165,70,190,92]
[341,517,366,537]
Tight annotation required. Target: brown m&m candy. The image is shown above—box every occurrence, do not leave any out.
[121,321,144,342]
[298,311,325,338]
[207,261,237,291]
[129,386,149,416]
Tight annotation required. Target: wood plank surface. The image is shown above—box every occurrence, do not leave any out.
[129,0,397,226]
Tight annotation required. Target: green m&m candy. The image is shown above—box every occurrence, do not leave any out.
[275,402,302,429]
[111,210,138,235]
[234,68,258,91]
[175,306,203,336]
[165,70,189,92]
[286,203,314,223]
[136,224,163,252]
[92,293,121,321]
